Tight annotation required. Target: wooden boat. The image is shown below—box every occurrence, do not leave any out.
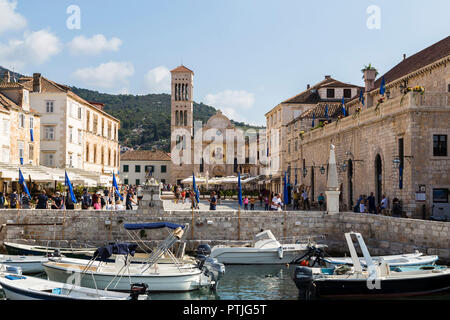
[4,241,95,260]
[0,265,148,300]
[293,232,450,299]
[0,254,49,274]
[209,230,327,265]
[43,222,225,292]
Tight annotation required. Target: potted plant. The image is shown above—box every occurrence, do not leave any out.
[361,63,379,79]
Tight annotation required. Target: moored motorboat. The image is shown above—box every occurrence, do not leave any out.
[43,222,225,292]
[0,254,49,274]
[0,264,148,300]
[209,230,326,265]
[4,241,95,260]
[293,232,450,299]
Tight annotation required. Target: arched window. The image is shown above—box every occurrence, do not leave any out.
[175,110,179,126]
[184,110,187,126]
[180,110,184,126]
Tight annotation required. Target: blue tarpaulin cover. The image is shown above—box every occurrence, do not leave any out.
[93,243,138,261]
[123,222,185,231]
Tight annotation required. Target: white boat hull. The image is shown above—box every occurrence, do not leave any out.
[210,247,305,264]
[43,262,211,292]
[0,255,48,274]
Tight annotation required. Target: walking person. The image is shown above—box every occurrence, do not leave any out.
[65,188,75,210]
[359,197,366,213]
[380,194,388,215]
[209,191,217,211]
[243,196,249,210]
[126,189,137,210]
[264,195,269,211]
[271,193,282,211]
[0,192,5,209]
[51,192,63,209]
[81,189,92,210]
[318,193,325,211]
[250,197,255,210]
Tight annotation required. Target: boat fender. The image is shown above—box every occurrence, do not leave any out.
[278,246,283,259]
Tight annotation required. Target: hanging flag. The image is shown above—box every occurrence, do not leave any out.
[65,171,77,203]
[192,172,200,204]
[399,166,403,189]
[283,171,289,206]
[238,172,243,208]
[30,128,34,142]
[325,104,329,121]
[20,157,23,165]
[113,173,123,201]
[312,112,315,128]
[342,97,346,116]
[19,169,31,199]
[380,76,386,96]
[359,89,365,106]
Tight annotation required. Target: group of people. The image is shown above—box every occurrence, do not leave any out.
[0,185,139,211]
[353,192,396,216]
[292,188,317,211]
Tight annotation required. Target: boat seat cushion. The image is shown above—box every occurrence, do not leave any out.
[5,275,26,280]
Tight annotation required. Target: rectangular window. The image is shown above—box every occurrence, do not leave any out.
[101,118,105,136]
[327,88,335,98]
[124,179,129,185]
[344,89,352,98]
[19,114,25,128]
[161,165,167,173]
[433,188,448,203]
[86,111,90,132]
[69,126,73,143]
[18,141,24,159]
[135,165,141,173]
[86,144,90,162]
[46,153,55,167]
[45,127,55,140]
[123,165,129,172]
[78,129,82,145]
[93,114,98,134]
[29,117,34,129]
[433,135,447,156]
[398,138,404,168]
[78,107,82,119]
[29,144,34,162]
[93,144,97,163]
[46,101,54,113]
[145,165,155,174]
[69,153,73,167]
[136,179,140,186]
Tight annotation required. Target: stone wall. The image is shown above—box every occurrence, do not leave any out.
[0,209,448,261]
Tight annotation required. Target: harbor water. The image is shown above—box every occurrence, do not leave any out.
[1,264,449,300]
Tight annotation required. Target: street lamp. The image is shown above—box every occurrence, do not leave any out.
[393,157,401,168]
[319,166,326,175]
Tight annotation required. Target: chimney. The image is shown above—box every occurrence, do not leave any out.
[307,84,310,89]
[33,73,41,93]
[3,71,10,83]
[403,53,406,60]
[363,69,376,92]
[324,75,331,80]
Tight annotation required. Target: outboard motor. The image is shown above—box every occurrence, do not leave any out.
[294,266,316,300]
[196,244,212,269]
[129,283,148,300]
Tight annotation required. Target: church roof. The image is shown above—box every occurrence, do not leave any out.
[170,65,194,74]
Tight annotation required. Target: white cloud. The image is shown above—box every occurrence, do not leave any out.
[144,66,171,93]
[72,61,135,90]
[0,0,27,34]
[205,90,255,110]
[0,29,62,69]
[68,34,122,55]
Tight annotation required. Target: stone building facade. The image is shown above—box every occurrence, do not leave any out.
[170,66,262,185]
[285,36,450,219]
[265,76,361,194]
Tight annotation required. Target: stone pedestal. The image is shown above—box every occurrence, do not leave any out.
[137,178,163,211]
[325,190,340,215]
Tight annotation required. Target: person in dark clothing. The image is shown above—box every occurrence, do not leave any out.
[81,189,92,209]
[20,191,31,209]
[367,192,376,214]
[126,190,136,210]
[0,192,5,209]
[9,191,18,208]
[36,190,48,209]
[65,188,75,210]
[209,191,217,211]
[52,192,63,209]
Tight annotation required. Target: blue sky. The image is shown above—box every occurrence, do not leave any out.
[1,0,449,125]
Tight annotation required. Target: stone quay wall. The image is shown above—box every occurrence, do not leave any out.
[0,209,448,261]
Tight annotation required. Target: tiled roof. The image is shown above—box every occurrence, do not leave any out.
[170,65,194,74]
[282,77,361,104]
[299,103,344,120]
[373,35,450,90]
[0,92,19,110]
[0,81,24,89]
[120,150,171,161]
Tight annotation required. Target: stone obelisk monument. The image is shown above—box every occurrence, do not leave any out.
[325,144,340,214]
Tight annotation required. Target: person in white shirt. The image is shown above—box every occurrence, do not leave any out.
[271,194,283,211]
[380,194,388,215]
[115,200,124,210]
